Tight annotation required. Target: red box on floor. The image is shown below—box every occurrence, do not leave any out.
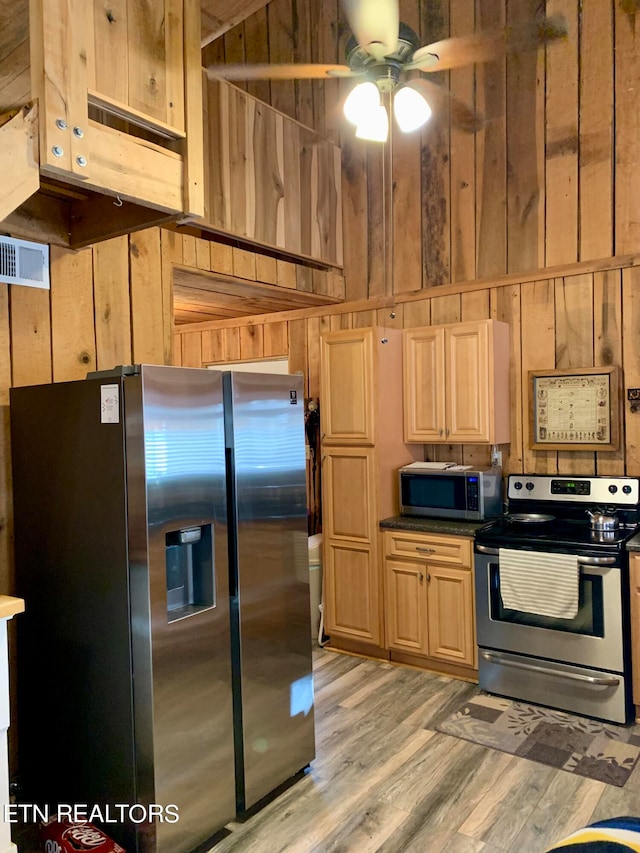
[40,818,126,852]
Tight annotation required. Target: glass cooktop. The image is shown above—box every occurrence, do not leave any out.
[475,515,638,553]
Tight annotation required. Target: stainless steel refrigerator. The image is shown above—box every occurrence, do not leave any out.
[10,365,315,849]
[222,370,315,812]
[10,365,235,853]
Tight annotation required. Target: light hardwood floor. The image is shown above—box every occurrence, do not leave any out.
[212,647,640,853]
[12,647,640,852]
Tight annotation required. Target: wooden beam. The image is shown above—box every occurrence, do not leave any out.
[69,194,179,248]
[173,252,640,333]
[0,103,39,223]
[0,192,71,245]
[201,0,273,47]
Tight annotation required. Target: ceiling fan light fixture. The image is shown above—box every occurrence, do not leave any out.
[393,85,432,132]
[355,104,389,142]
[344,81,381,126]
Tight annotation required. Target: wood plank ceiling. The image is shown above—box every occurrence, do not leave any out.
[174,266,340,324]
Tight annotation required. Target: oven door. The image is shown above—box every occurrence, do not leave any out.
[474,547,624,673]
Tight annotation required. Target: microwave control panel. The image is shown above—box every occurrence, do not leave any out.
[467,477,479,511]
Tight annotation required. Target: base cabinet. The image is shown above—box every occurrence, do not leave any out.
[384,530,477,672]
[426,566,475,666]
[385,560,428,654]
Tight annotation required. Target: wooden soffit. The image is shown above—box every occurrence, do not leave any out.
[201,0,272,47]
[174,265,341,324]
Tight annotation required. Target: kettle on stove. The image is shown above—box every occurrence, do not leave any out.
[585,507,620,532]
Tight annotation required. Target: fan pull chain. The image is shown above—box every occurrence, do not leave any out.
[381,89,395,345]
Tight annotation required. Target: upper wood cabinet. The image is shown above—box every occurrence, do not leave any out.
[0,0,203,246]
[403,319,511,444]
[204,78,343,268]
[320,327,376,445]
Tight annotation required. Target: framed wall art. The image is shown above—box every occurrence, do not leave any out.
[528,366,621,451]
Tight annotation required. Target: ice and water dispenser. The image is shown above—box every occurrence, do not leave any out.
[165,524,215,621]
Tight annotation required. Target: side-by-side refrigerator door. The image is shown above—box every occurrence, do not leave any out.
[126,365,235,853]
[225,371,315,812]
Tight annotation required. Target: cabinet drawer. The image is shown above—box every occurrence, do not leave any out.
[383,530,472,568]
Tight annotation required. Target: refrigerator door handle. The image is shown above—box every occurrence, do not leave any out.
[226,446,239,599]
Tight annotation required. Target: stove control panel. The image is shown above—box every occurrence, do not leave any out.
[508,475,640,504]
[550,479,591,495]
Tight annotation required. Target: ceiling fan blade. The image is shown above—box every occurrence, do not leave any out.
[407,78,483,134]
[341,0,400,60]
[206,63,358,81]
[407,14,568,73]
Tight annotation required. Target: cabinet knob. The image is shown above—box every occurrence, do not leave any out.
[321,455,326,462]
[439,428,443,436]
[427,573,431,583]
[445,428,450,437]
[418,572,424,582]
[416,546,436,553]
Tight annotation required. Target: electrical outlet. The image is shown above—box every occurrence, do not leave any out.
[491,449,502,467]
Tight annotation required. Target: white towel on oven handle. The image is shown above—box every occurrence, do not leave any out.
[498,548,580,619]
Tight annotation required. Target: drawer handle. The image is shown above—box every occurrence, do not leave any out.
[416,546,436,553]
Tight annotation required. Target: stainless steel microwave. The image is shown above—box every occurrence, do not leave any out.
[398,465,503,521]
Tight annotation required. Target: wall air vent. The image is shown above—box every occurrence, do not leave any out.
[0,236,49,289]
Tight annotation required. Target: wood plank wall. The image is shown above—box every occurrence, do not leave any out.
[2,0,639,585]
[174,255,640,490]
[207,0,640,303]
[0,228,177,596]
[204,77,344,266]
[0,0,30,111]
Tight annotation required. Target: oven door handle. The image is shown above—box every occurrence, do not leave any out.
[480,651,620,686]
[474,544,617,567]
[475,544,499,555]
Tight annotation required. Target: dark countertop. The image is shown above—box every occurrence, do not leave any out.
[379,515,486,537]
[626,533,640,552]
[380,519,640,550]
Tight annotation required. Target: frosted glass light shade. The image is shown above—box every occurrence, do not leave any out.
[344,82,380,126]
[355,105,389,142]
[393,85,432,133]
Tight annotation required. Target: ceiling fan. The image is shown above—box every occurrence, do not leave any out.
[205,0,567,142]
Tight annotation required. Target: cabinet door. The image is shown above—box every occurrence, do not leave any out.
[446,322,491,442]
[325,541,381,644]
[403,327,446,442]
[630,555,640,707]
[320,329,375,444]
[385,560,428,654]
[322,447,376,541]
[426,566,476,666]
